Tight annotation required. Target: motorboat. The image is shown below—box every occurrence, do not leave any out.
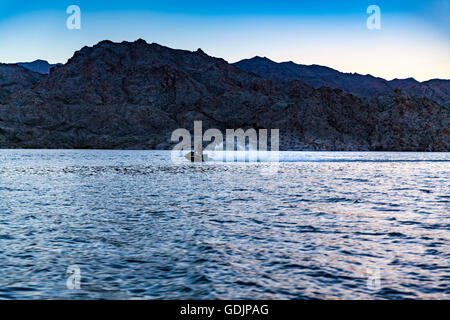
[185,145,208,162]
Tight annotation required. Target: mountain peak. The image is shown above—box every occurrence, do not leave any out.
[36,39,264,106]
[17,60,62,75]
[196,48,206,55]
[251,56,273,62]
[391,77,417,81]
[135,38,148,44]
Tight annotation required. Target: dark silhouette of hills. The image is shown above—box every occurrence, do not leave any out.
[234,56,450,107]
[17,60,62,75]
[0,40,448,151]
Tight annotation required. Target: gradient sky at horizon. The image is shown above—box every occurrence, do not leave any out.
[0,0,448,81]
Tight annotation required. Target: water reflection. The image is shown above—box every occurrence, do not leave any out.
[0,150,448,299]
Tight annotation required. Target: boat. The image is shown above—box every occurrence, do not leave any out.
[185,144,208,162]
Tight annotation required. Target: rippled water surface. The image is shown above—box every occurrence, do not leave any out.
[0,150,449,299]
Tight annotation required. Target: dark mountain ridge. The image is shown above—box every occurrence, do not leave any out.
[233,56,450,107]
[17,60,62,75]
[0,39,448,151]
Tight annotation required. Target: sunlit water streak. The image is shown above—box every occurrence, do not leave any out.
[0,150,448,299]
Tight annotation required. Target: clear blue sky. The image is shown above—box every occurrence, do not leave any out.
[0,0,448,81]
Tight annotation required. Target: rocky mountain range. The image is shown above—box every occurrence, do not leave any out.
[0,39,448,151]
[234,56,450,107]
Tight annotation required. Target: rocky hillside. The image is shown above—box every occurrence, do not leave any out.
[0,40,448,151]
[0,64,43,103]
[234,57,450,107]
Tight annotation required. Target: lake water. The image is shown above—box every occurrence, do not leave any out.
[0,150,448,299]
